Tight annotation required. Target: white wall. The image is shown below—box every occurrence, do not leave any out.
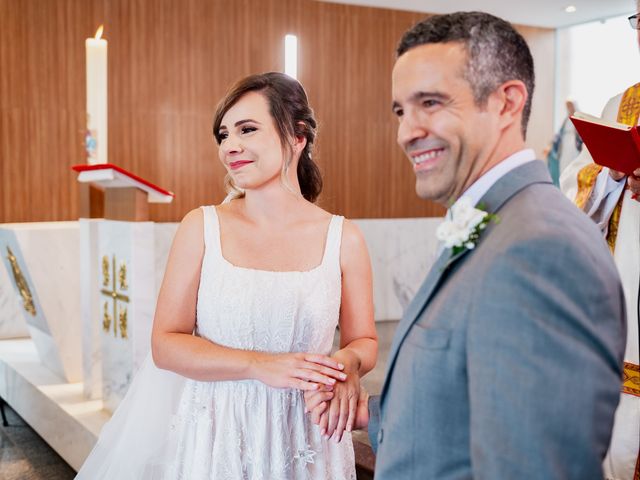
[556,13,639,128]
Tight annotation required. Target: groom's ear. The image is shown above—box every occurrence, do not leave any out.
[492,80,527,135]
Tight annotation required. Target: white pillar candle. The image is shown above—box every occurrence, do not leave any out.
[85,25,107,165]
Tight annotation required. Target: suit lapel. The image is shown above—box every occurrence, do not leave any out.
[379,160,552,404]
[473,160,552,215]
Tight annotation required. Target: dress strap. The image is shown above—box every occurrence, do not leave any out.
[321,215,344,268]
[200,205,222,259]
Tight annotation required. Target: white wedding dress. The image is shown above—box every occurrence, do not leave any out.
[76,205,356,480]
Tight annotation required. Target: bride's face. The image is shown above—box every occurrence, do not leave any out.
[216,92,287,191]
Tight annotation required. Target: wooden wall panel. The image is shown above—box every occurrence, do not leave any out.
[299,4,431,218]
[0,0,106,222]
[1,0,554,223]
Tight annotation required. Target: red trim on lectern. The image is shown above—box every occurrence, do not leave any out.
[71,163,175,197]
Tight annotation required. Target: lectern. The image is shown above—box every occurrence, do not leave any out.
[72,163,174,221]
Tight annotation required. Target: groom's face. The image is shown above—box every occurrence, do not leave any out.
[392,42,499,205]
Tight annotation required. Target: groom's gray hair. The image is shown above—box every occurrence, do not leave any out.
[397,12,535,138]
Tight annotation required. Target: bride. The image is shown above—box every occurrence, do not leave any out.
[76,72,378,479]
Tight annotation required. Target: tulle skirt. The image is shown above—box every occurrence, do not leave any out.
[76,355,185,479]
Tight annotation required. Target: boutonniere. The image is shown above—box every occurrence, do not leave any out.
[436,196,499,257]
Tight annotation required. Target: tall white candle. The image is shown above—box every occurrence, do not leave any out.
[85,25,107,165]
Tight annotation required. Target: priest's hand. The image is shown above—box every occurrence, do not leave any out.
[609,168,640,200]
[609,169,626,181]
[627,168,640,199]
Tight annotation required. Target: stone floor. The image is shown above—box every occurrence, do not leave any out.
[0,401,76,480]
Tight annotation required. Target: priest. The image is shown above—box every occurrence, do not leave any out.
[560,12,640,480]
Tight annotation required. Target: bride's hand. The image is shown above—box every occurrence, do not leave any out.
[250,352,346,390]
[303,385,334,421]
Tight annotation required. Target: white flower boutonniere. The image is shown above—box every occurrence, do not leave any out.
[436,196,498,257]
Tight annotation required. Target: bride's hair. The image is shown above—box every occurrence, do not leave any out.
[212,72,322,203]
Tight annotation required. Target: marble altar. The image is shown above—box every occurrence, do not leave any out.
[97,220,155,412]
[0,222,82,382]
[354,217,440,321]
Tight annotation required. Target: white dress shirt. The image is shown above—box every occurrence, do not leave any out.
[457,148,537,210]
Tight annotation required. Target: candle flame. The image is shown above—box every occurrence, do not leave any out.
[94,25,104,40]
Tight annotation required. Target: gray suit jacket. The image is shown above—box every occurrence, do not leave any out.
[369,160,626,480]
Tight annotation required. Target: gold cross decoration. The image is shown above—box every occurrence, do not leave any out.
[100,254,130,339]
[6,246,36,316]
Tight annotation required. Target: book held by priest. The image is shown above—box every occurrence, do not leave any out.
[570,112,640,175]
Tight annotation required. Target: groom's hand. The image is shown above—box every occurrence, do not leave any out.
[321,350,362,442]
[304,350,367,442]
[305,386,371,436]
[353,387,370,430]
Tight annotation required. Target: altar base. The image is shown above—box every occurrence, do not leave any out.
[0,338,107,471]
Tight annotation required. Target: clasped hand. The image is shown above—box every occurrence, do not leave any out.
[251,350,363,442]
[251,351,347,391]
[303,354,362,443]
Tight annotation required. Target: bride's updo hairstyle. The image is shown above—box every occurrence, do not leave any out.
[213,72,323,203]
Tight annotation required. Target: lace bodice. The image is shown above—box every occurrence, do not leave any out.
[195,206,342,355]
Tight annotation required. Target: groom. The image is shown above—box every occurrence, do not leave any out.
[306,12,626,479]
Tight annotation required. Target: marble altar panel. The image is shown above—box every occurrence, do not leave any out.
[0,223,82,382]
[354,217,441,321]
[154,222,178,298]
[79,219,102,399]
[98,220,155,412]
[131,222,156,369]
